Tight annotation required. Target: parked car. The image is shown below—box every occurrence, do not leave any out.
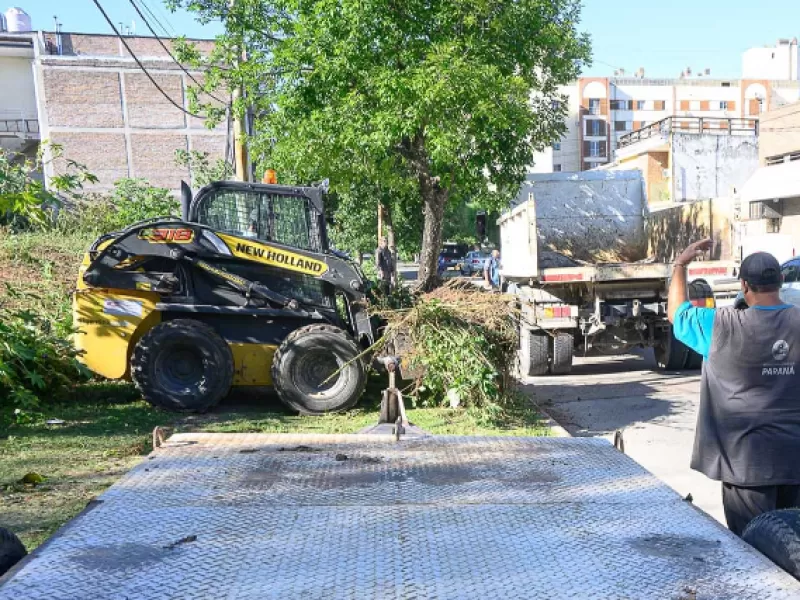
[781,257,800,306]
[439,244,466,272]
[460,250,490,276]
[731,257,800,309]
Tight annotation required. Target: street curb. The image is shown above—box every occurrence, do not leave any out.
[536,405,572,437]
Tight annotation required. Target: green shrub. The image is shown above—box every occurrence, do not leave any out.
[0,295,90,416]
[56,178,179,235]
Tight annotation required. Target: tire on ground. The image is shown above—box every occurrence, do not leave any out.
[272,324,367,414]
[131,319,234,412]
[654,328,689,371]
[742,509,800,580]
[520,328,550,376]
[550,332,574,375]
[0,527,27,577]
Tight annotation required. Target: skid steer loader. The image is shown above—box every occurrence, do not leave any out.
[73,180,377,414]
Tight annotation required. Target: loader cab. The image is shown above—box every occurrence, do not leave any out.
[187,181,329,253]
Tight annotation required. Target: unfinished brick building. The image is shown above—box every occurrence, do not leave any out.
[1,30,227,192]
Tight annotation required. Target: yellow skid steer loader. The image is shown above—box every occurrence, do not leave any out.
[73,180,376,414]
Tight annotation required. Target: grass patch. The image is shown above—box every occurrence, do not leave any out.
[1,378,547,551]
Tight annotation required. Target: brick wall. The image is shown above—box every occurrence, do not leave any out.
[131,134,190,189]
[43,70,124,128]
[124,72,186,129]
[50,132,129,184]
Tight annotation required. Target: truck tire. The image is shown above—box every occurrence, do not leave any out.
[272,324,367,414]
[0,527,26,577]
[131,319,234,412]
[654,329,689,371]
[550,333,574,375]
[521,328,550,376]
[742,509,800,579]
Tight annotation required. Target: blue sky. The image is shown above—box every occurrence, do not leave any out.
[14,0,800,78]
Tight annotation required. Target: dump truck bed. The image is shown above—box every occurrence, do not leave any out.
[2,434,798,599]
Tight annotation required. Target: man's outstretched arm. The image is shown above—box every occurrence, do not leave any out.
[668,238,716,358]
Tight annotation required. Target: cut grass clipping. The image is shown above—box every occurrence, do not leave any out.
[378,279,520,412]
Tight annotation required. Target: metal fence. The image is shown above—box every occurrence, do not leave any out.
[618,116,759,149]
[0,119,39,137]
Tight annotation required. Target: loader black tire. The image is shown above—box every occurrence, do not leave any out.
[0,527,27,577]
[272,324,366,415]
[742,509,800,580]
[131,319,233,413]
[550,333,574,375]
[655,328,689,371]
[521,328,550,376]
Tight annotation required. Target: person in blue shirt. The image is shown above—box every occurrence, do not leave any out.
[668,239,800,537]
[484,249,501,290]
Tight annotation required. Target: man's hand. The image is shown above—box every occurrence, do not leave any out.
[675,238,713,266]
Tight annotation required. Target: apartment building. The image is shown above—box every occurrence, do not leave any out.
[535,39,800,173]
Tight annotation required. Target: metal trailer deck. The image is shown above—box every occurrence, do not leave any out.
[2,434,799,599]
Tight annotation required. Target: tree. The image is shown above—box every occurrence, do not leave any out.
[171,0,590,289]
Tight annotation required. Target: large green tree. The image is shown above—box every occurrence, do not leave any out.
[172,0,590,289]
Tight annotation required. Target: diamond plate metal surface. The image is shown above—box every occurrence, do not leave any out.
[2,434,799,599]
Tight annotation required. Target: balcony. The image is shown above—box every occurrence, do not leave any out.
[0,118,40,141]
[618,116,758,149]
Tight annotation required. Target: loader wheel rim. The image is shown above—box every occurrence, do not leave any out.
[155,346,204,391]
[290,350,346,399]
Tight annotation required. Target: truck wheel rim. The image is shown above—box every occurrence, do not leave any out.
[291,350,346,399]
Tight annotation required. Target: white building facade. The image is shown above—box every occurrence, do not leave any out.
[532,39,800,174]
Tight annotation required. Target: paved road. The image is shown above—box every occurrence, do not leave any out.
[522,352,726,525]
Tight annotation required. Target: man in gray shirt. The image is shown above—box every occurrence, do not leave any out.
[668,239,800,536]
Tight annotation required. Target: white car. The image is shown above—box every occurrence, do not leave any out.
[731,258,800,309]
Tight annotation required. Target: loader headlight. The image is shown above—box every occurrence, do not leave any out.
[202,231,233,256]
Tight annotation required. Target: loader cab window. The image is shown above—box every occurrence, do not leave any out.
[195,188,323,252]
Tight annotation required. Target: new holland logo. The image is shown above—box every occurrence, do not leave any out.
[217,233,328,277]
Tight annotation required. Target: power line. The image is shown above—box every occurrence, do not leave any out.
[91,0,208,120]
[128,0,226,104]
[138,0,175,37]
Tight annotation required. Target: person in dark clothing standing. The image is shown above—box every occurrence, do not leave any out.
[375,236,395,295]
[668,239,800,536]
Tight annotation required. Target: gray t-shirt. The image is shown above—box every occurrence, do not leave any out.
[690,305,800,485]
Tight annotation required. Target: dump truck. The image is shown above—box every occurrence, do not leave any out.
[2,431,800,599]
[499,190,737,376]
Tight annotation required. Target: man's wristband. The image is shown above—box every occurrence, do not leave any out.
[673,262,688,268]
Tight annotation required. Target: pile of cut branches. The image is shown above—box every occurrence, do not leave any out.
[375,279,520,410]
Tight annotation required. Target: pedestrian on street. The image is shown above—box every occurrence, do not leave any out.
[668,239,800,537]
[484,249,501,290]
[375,236,395,295]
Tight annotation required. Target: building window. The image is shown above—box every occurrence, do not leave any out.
[553,164,562,172]
[553,142,561,151]
[655,100,666,110]
[636,100,645,110]
[585,119,605,136]
[552,100,561,111]
[722,82,731,87]
[588,99,601,115]
[614,121,628,132]
[719,100,729,110]
[610,100,626,110]
[588,141,602,157]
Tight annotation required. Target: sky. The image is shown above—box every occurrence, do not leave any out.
[11,0,800,79]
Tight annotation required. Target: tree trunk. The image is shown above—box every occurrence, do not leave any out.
[417,181,448,291]
[383,201,398,282]
[398,130,449,291]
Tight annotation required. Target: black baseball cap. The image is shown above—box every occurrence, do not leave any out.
[739,252,782,286]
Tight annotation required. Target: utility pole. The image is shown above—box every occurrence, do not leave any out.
[230,0,249,182]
